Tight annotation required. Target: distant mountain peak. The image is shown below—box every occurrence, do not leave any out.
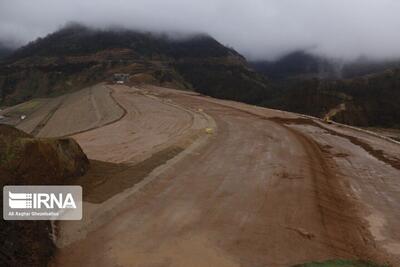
[250,49,400,80]
[250,50,338,79]
[8,23,241,62]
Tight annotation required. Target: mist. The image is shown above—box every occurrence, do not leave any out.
[1,0,400,61]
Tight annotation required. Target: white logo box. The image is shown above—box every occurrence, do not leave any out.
[3,186,82,220]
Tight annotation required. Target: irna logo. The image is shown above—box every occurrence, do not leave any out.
[8,192,77,209]
[3,186,82,220]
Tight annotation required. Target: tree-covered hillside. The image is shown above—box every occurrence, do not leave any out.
[0,23,269,107]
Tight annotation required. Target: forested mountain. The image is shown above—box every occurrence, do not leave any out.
[0,24,269,105]
[251,50,400,80]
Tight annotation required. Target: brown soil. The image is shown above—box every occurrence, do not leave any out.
[268,118,388,264]
[37,84,124,137]
[5,85,398,266]
[30,97,65,136]
[1,84,125,138]
[50,86,399,267]
[76,145,184,203]
[271,117,400,171]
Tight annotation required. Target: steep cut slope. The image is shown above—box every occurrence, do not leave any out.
[0,23,269,106]
[0,124,89,266]
[0,124,89,184]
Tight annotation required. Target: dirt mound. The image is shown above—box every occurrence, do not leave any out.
[0,124,31,138]
[0,124,89,184]
[0,124,89,267]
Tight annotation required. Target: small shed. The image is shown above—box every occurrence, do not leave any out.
[113,73,130,83]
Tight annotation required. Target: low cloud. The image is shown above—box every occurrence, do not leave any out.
[1,0,400,60]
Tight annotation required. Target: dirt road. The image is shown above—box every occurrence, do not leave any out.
[50,85,400,267]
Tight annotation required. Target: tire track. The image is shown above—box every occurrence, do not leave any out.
[30,96,66,136]
[271,119,380,260]
[180,93,386,263]
[64,87,127,137]
[53,87,395,266]
[89,86,102,126]
[272,117,400,171]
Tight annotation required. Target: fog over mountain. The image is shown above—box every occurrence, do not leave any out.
[1,0,400,61]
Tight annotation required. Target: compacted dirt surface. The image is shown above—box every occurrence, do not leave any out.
[38,85,400,267]
[0,84,124,137]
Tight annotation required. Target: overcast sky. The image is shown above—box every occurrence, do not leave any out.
[1,0,400,61]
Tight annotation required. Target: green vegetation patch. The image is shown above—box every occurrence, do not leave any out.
[6,99,44,116]
[16,99,43,111]
[292,259,389,267]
